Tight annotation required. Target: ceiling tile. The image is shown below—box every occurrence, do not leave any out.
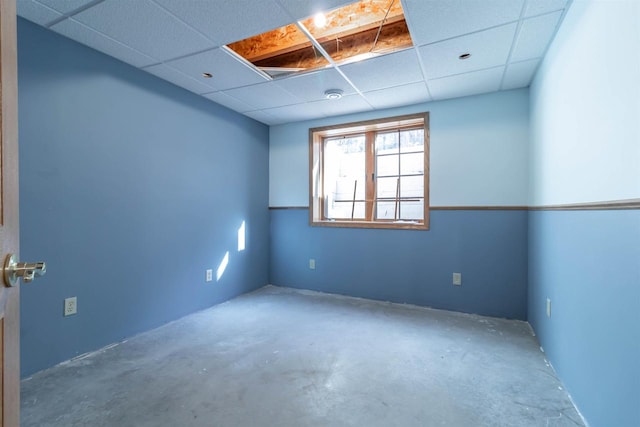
[165,48,269,91]
[314,93,373,118]
[502,59,540,90]
[403,0,525,46]
[51,19,157,68]
[36,0,96,14]
[73,0,214,61]
[428,67,504,100]
[17,0,63,26]
[260,102,327,124]
[274,68,354,102]
[18,0,575,125]
[362,82,431,109]
[339,49,424,93]
[224,82,303,110]
[154,0,292,46]
[418,23,517,80]
[143,64,214,95]
[203,92,255,113]
[275,0,355,21]
[262,93,372,124]
[511,11,562,62]
[243,110,277,125]
[524,0,569,17]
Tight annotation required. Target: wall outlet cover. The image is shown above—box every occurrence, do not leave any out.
[64,297,77,317]
[453,272,462,286]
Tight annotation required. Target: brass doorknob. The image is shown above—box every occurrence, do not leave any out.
[3,254,46,287]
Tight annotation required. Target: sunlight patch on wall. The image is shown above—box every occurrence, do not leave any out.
[238,221,246,252]
[217,251,229,281]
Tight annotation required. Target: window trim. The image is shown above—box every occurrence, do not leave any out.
[309,112,430,230]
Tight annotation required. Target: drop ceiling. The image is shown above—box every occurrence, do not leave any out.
[17,0,571,125]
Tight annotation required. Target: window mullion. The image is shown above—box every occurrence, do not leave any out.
[320,137,327,220]
[365,131,375,221]
[396,129,401,220]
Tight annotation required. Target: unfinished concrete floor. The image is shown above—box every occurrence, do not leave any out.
[22,286,583,427]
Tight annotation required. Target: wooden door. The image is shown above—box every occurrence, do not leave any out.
[0,0,20,425]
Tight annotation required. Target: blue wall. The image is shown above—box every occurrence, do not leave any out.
[269,90,530,320]
[18,19,270,377]
[271,209,528,319]
[528,210,640,426]
[528,1,640,426]
[270,90,529,207]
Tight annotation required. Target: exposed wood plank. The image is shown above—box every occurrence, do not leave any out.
[303,0,405,43]
[319,19,412,63]
[252,19,411,71]
[227,0,411,76]
[227,23,312,64]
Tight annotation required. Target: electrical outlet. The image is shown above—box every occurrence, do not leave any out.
[453,273,462,286]
[309,259,316,270]
[546,298,551,317]
[206,269,213,282]
[64,297,77,317]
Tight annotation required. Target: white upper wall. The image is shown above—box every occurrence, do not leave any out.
[270,89,529,207]
[529,0,640,205]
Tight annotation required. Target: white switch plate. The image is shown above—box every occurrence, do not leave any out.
[453,273,462,286]
[64,297,77,316]
[309,259,316,270]
[546,298,551,317]
[206,269,213,282]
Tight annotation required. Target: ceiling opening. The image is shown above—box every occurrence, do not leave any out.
[226,0,414,79]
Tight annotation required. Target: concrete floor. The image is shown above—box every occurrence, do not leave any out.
[22,286,584,427]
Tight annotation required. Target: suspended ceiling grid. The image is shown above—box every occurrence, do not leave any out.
[18,0,571,125]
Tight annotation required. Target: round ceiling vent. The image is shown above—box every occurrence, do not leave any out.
[324,89,344,100]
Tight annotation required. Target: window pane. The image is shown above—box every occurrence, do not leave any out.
[400,200,423,220]
[400,175,424,198]
[352,202,366,219]
[400,152,424,175]
[400,129,424,153]
[334,177,365,201]
[376,154,398,177]
[376,176,398,199]
[375,131,398,155]
[324,135,365,219]
[376,201,396,220]
[331,201,365,219]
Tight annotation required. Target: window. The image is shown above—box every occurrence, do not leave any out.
[309,113,429,230]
